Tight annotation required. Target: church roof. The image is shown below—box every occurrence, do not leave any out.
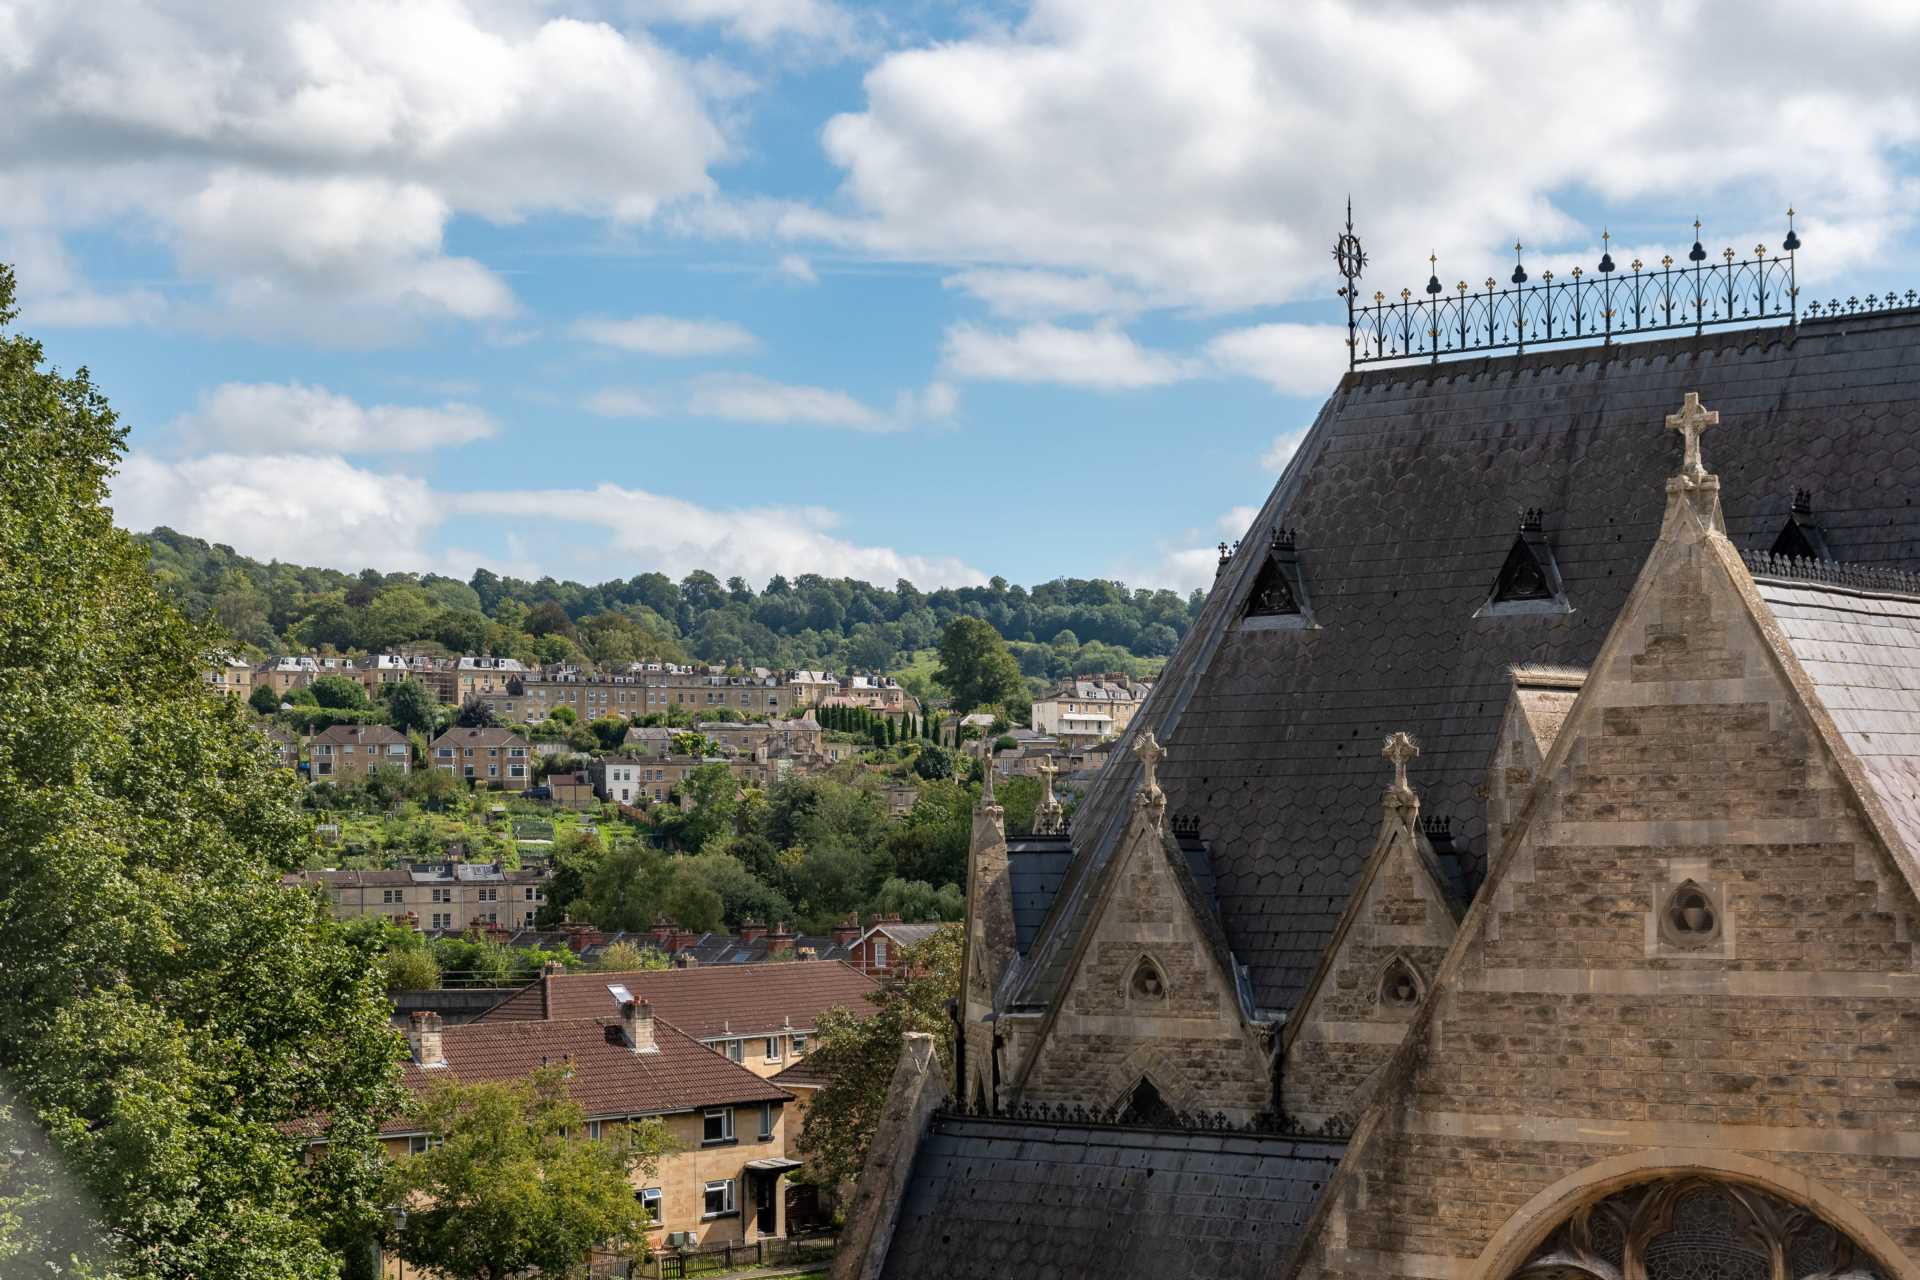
[876,1112,1345,1280]
[1750,561,1920,860]
[1019,309,1920,1017]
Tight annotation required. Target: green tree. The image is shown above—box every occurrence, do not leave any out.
[455,695,496,728]
[249,681,283,715]
[588,714,627,751]
[311,672,370,710]
[934,617,1025,714]
[384,679,440,737]
[798,927,959,1188]
[0,264,402,1278]
[594,941,668,972]
[382,1067,666,1280]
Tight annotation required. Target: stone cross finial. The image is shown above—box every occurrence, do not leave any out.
[1665,391,1721,480]
[1036,755,1057,804]
[1133,730,1165,805]
[1383,731,1419,794]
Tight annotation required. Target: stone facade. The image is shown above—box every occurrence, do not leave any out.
[1004,778,1274,1122]
[1280,752,1460,1128]
[1283,439,1920,1278]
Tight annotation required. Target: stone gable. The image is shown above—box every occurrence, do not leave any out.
[1281,774,1460,1128]
[1286,463,1920,1279]
[1012,797,1273,1121]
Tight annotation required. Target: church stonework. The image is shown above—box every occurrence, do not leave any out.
[1281,734,1460,1126]
[1284,401,1920,1280]
[1009,738,1274,1121]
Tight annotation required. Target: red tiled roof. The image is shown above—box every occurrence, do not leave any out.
[386,1014,787,1134]
[478,960,878,1039]
[431,726,528,748]
[312,724,410,745]
[770,1055,833,1090]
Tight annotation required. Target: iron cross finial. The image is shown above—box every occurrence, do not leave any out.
[1133,730,1165,802]
[1665,391,1721,479]
[1382,732,1419,794]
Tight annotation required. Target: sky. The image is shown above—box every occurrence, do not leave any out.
[7,0,1920,596]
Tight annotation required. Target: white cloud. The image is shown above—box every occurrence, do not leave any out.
[1206,323,1349,396]
[109,448,987,587]
[1259,426,1311,472]
[112,451,440,567]
[1219,506,1258,536]
[802,0,1920,310]
[942,322,1195,390]
[175,381,498,454]
[2,2,731,334]
[452,484,984,586]
[573,314,760,357]
[944,268,1145,319]
[686,373,889,428]
[895,379,959,422]
[777,253,819,284]
[0,227,166,328]
[622,0,858,50]
[583,388,662,419]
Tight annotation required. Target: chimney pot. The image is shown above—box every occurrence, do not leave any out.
[407,1011,446,1067]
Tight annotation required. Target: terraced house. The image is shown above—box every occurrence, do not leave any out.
[289,860,549,931]
[429,725,531,790]
[309,723,410,784]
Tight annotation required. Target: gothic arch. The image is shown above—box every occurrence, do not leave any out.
[1093,1042,1200,1120]
[1473,1151,1916,1280]
[1126,952,1170,1007]
[1373,952,1425,1014]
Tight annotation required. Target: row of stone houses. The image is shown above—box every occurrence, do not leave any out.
[312,959,881,1268]
[301,723,532,790]
[289,859,553,932]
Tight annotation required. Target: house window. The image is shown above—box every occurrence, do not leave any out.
[639,1188,662,1223]
[764,1036,782,1062]
[431,912,451,929]
[406,1135,443,1155]
[722,1040,743,1063]
[758,1103,774,1141]
[587,1119,602,1141]
[791,1033,807,1055]
[437,748,453,759]
[509,747,526,758]
[703,1108,734,1144]
[464,766,475,778]
[509,765,526,779]
[431,889,450,903]
[702,1180,736,1218]
[382,889,403,905]
[524,887,536,900]
[872,939,889,969]
[488,765,499,778]
[478,888,497,902]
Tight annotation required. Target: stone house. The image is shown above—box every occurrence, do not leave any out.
[377,1001,796,1265]
[429,725,531,790]
[841,308,1920,1280]
[289,861,549,932]
[309,723,410,784]
[1028,674,1152,746]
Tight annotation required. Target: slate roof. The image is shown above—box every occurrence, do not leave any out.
[877,1113,1345,1280]
[1022,310,1920,1017]
[476,960,878,1038]
[1753,570,1920,858]
[387,1015,787,1133]
[1007,837,1073,954]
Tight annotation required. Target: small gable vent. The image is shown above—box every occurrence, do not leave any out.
[1117,1076,1177,1128]
[1376,956,1423,1011]
[1241,527,1314,630]
[1768,489,1833,562]
[1479,509,1571,617]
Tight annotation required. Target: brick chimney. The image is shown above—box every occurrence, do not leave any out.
[542,959,567,977]
[831,912,861,947]
[650,916,676,947]
[407,1012,446,1067]
[669,925,698,953]
[620,998,658,1054]
[767,921,794,957]
[882,913,903,925]
[739,917,767,944]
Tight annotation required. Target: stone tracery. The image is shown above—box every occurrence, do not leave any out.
[1510,1179,1886,1280]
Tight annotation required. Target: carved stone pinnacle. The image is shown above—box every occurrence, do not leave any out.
[1665,391,1721,481]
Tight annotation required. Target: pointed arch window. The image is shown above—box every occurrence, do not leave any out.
[1129,954,1169,1004]
[1117,1076,1177,1128]
[1376,955,1423,1012]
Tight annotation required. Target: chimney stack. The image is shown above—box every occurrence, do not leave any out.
[831,912,861,947]
[621,998,658,1054]
[768,921,794,957]
[542,959,566,977]
[739,917,767,944]
[408,1012,446,1067]
[650,916,676,946]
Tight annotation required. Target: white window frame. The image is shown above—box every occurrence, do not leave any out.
[791,1033,807,1055]
[764,1036,782,1062]
[758,1102,774,1141]
[639,1187,662,1223]
[702,1179,736,1218]
[702,1107,734,1145]
[587,1119,603,1140]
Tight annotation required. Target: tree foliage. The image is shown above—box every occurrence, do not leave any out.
[797,927,960,1188]
[383,679,439,737]
[382,1068,666,1280]
[934,617,1026,714]
[0,264,402,1278]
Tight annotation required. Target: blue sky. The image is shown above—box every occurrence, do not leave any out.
[8,0,1920,594]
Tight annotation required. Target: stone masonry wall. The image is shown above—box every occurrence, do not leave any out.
[1289,527,1920,1279]
[1282,827,1456,1125]
[1017,809,1272,1119]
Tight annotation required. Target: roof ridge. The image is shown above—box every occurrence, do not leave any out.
[1741,547,1920,600]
